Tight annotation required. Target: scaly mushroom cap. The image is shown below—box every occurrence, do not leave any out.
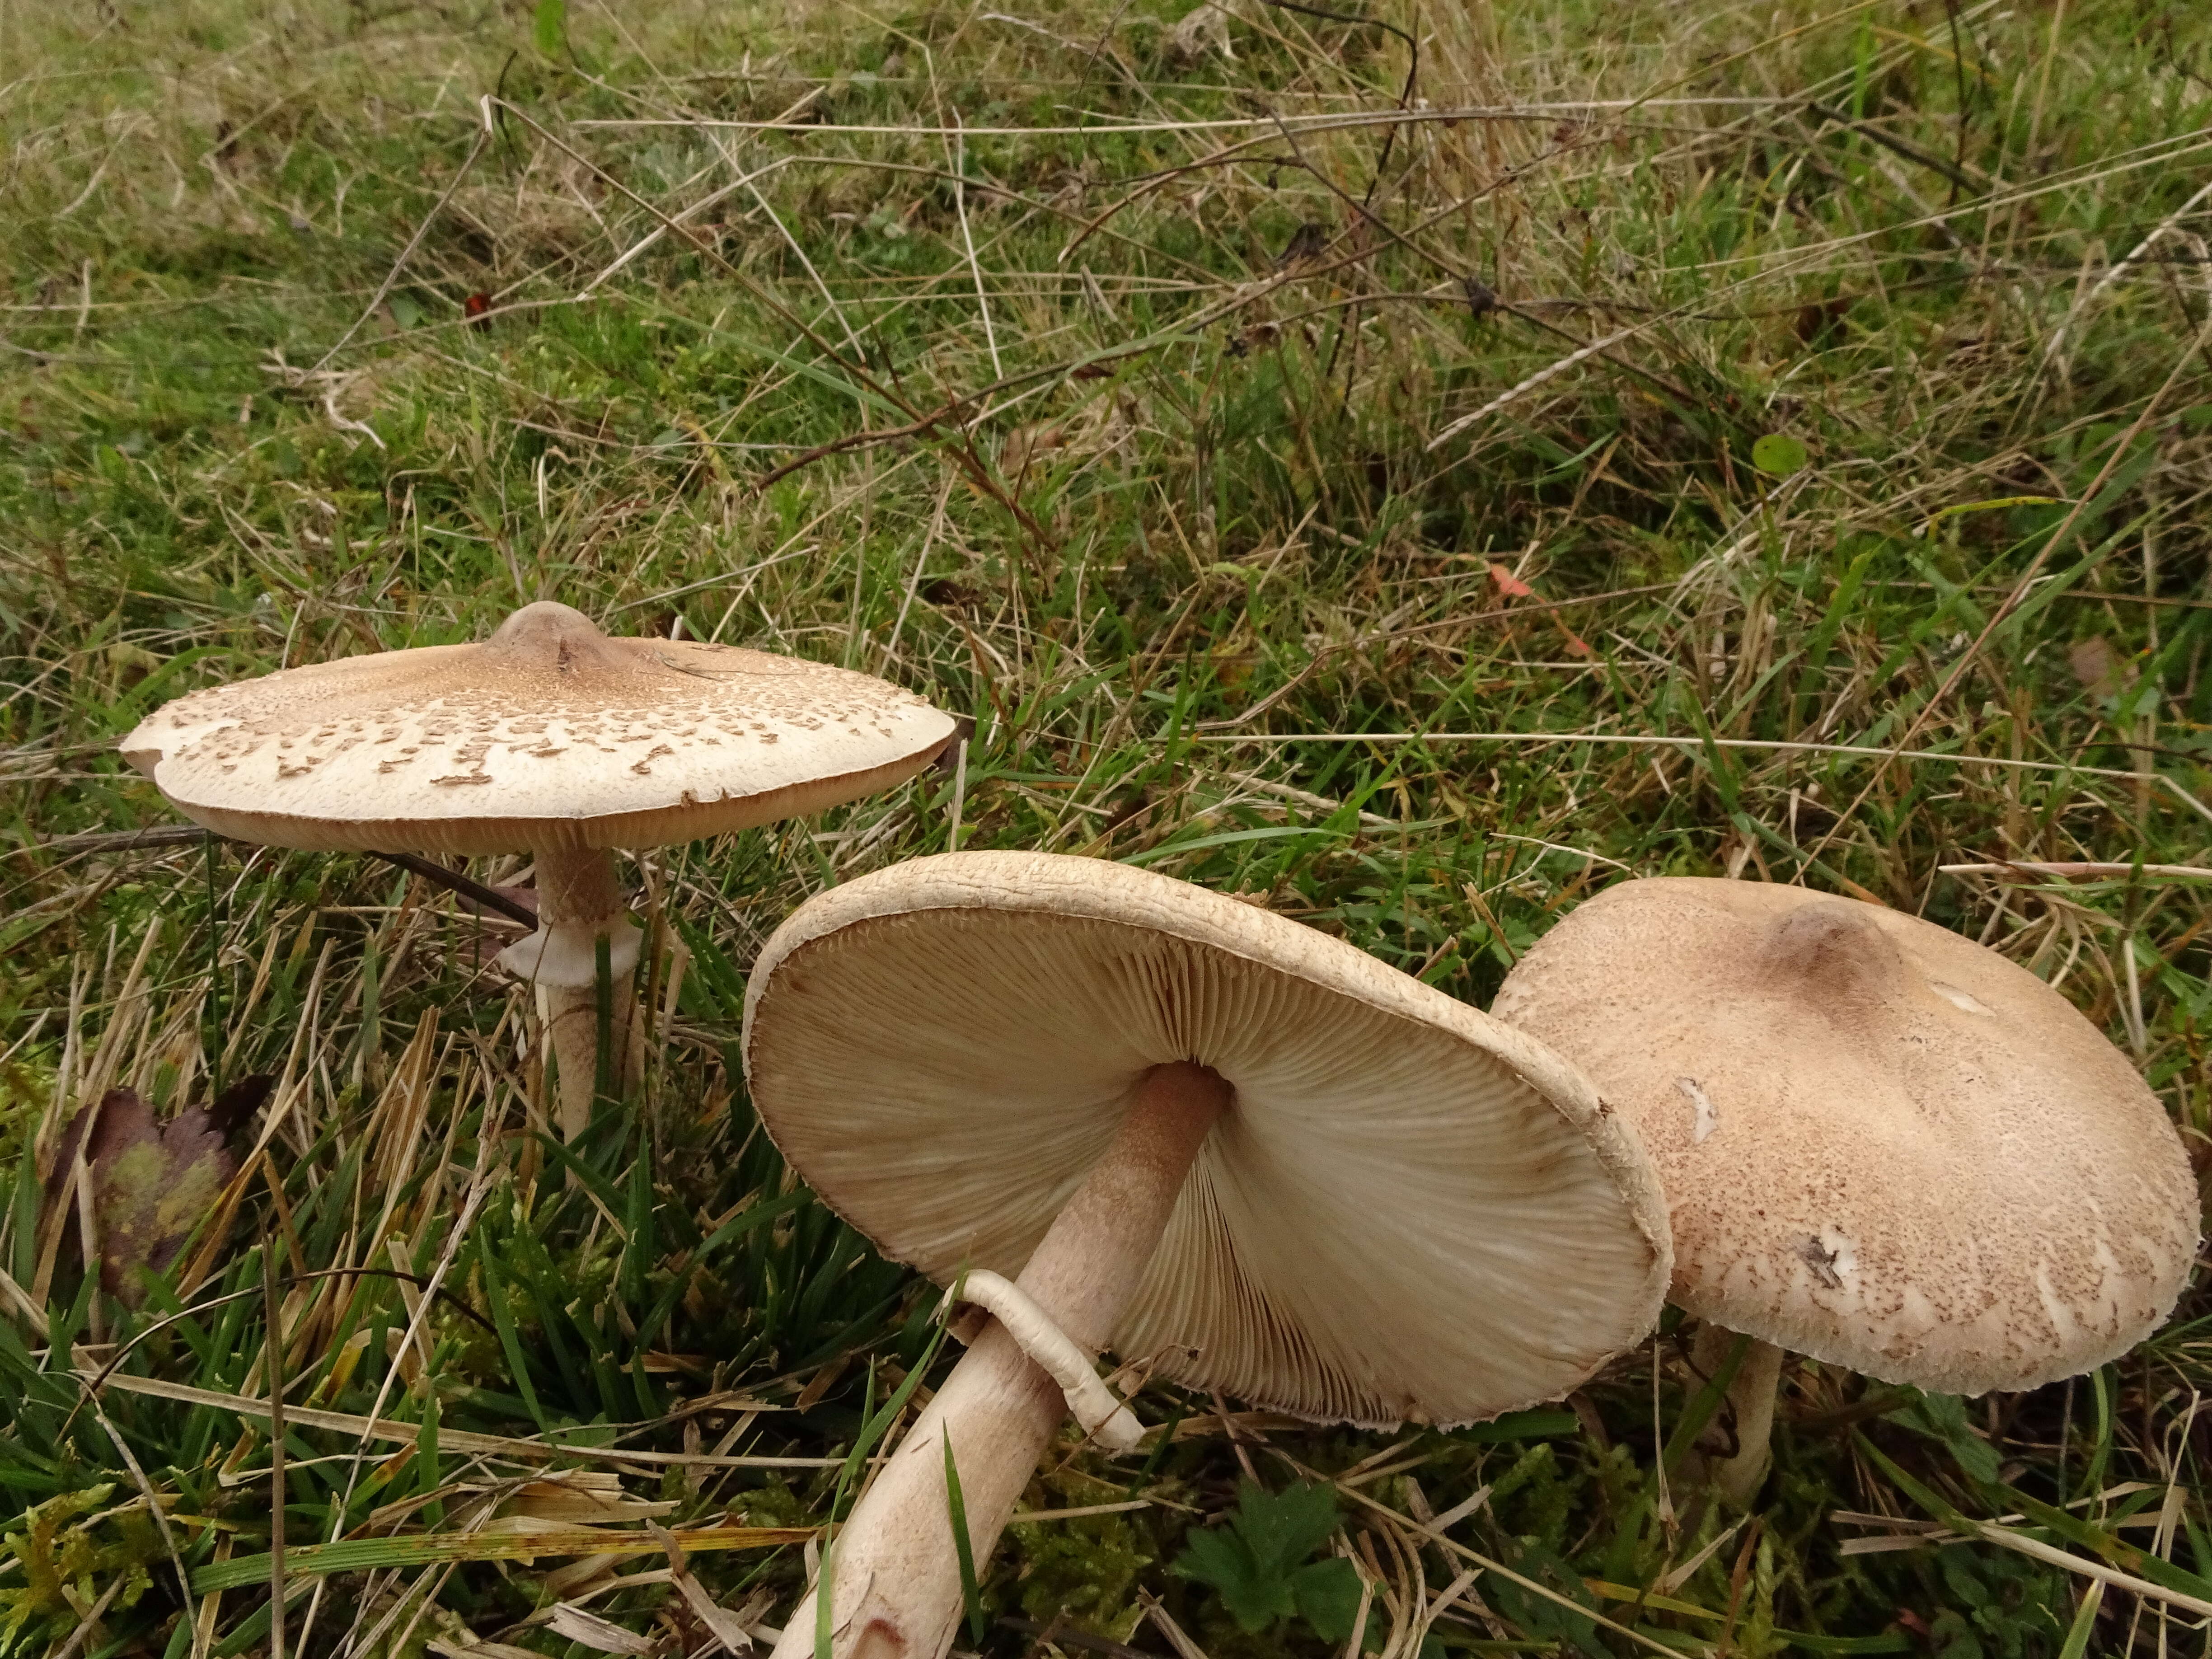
[742,851,1672,1429]
[118,601,956,854]
[1492,877,2201,1395]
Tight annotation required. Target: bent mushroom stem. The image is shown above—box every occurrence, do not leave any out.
[771,1061,1233,1659]
[943,1271,1145,1452]
[1681,1324,1785,1506]
[532,844,644,1140]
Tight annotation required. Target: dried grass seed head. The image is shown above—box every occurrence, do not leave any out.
[741,849,1673,1429]
[119,600,958,855]
[1492,876,2201,1396]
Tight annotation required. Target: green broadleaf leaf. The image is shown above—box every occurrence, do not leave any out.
[1172,1525,1254,1590]
[1217,1567,1298,1631]
[1235,1479,1340,1580]
[1752,432,1808,475]
[1173,1481,1345,1634]
[1172,1527,1292,1632]
[1291,1556,1364,1641]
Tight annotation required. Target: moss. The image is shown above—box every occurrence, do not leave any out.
[732,1476,817,1531]
[1004,1509,1153,1641]
[989,1462,1159,1642]
[0,1486,159,1650]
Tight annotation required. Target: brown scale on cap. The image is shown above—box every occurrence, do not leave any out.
[119,600,956,856]
[1494,876,2200,1397]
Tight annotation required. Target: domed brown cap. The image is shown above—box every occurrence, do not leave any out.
[742,851,1671,1428]
[1493,877,2200,1395]
[118,602,956,855]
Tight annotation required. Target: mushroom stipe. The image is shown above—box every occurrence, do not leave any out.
[790,1060,1230,1659]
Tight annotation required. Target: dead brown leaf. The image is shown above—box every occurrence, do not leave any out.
[44,1076,267,1304]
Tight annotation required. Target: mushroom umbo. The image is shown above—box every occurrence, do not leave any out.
[1492,876,2200,1503]
[120,600,955,1136]
[741,850,1672,1659]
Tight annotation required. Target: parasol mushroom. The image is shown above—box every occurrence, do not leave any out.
[1492,876,2200,1503]
[741,849,1673,1659]
[119,600,955,1137]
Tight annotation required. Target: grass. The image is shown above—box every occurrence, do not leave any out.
[1,0,2210,1651]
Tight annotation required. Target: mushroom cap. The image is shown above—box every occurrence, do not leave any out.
[1492,877,2201,1395]
[741,851,1672,1429]
[117,602,956,855]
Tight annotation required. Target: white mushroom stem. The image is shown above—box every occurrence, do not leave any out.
[501,845,644,1139]
[1681,1324,1785,1506]
[942,1271,1144,1453]
[771,1061,1232,1659]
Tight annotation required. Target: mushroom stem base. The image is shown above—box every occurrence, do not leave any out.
[1681,1326,1784,1506]
[771,1061,1232,1659]
[531,846,642,1139]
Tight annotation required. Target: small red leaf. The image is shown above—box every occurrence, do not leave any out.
[1484,562,1592,657]
[1487,562,1537,600]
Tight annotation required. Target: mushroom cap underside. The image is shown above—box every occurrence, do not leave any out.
[117,601,957,853]
[1492,876,2200,1395]
[742,850,1673,1429]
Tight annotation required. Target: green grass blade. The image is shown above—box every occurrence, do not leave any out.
[943,1429,986,1647]
[815,1536,836,1659]
[2056,1581,2103,1659]
[1661,1331,1749,1477]
[473,1241,548,1434]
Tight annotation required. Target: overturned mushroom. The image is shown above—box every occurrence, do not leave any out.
[742,850,1671,1659]
[1493,876,2200,1503]
[120,600,954,1137]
